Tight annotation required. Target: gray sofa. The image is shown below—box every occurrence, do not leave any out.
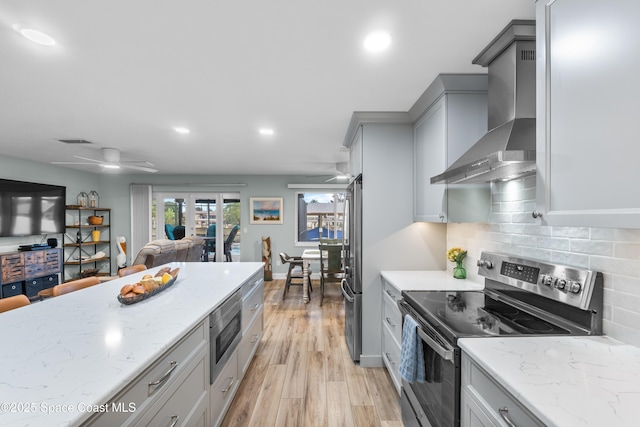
[132,236,204,268]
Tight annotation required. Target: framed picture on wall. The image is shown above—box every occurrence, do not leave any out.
[250,197,283,224]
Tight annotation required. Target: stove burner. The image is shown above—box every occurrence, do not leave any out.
[513,318,555,333]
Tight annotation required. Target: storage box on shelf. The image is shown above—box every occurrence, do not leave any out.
[0,249,61,299]
[381,277,402,395]
[63,206,112,282]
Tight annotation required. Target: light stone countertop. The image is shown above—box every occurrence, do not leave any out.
[459,335,640,427]
[380,270,484,291]
[0,262,263,427]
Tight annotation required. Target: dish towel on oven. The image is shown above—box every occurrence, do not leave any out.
[399,314,425,383]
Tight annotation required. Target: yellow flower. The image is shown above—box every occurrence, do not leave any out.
[447,247,467,263]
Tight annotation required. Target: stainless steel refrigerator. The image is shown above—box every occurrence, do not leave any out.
[341,174,362,362]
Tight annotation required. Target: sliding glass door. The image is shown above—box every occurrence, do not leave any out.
[153,192,241,262]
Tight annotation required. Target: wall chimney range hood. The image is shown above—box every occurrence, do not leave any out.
[431,20,536,184]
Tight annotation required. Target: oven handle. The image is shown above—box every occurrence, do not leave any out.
[415,326,454,361]
[398,300,454,362]
[341,279,355,303]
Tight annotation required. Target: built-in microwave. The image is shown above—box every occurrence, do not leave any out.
[209,290,242,384]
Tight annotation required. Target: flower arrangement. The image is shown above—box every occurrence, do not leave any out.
[447,247,467,279]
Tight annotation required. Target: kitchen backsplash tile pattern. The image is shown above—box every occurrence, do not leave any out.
[447,175,640,347]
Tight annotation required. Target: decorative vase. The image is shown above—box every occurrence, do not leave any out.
[91,230,101,242]
[116,236,127,269]
[453,261,466,279]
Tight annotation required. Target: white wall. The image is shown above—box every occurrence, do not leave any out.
[447,175,640,347]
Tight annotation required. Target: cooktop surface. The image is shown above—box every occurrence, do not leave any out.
[402,290,572,341]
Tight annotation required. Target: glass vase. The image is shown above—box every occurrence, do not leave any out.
[453,261,466,279]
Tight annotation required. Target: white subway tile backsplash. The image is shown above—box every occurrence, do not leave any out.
[570,239,614,256]
[537,236,571,251]
[614,242,640,260]
[446,176,640,347]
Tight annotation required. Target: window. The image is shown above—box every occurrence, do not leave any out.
[295,192,345,245]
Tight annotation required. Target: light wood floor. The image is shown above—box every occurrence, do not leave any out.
[221,279,402,427]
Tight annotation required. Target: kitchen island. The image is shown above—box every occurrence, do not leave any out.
[459,336,640,427]
[0,261,263,427]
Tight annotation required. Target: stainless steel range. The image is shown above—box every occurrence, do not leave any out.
[398,251,603,427]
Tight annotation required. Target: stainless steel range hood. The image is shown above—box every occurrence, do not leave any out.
[431,20,536,184]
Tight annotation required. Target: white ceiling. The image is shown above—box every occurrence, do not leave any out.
[0,0,535,177]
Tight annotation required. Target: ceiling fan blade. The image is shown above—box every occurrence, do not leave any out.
[51,161,100,165]
[117,164,158,173]
[72,155,105,163]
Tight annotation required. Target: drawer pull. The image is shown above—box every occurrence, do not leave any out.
[169,415,179,427]
[385,289,396,300]
[385,317,396,327]
[148,360,178,390]
[251,303,260,312]
[221,376,235,393]
[384,352,395,365]
[250,334,260,344]
[498,407,516,427]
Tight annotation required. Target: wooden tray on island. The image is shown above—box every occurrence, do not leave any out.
[117,276,178,305]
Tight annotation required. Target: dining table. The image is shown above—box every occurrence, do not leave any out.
[301,249,321,303]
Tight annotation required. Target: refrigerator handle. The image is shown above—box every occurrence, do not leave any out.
[341,279,355,302]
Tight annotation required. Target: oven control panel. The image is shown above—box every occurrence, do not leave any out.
[477,251,598,310]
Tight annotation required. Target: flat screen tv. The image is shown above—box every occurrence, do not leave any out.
[0,179,66,237]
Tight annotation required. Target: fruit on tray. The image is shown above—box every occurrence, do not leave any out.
[119,268,179,299]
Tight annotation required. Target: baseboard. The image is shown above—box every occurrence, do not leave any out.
[359,354,384,368]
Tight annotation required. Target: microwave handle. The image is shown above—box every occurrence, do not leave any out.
[415,323,454,361]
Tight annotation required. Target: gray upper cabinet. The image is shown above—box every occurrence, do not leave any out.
[412,75,491,223]
[536,0,640,228]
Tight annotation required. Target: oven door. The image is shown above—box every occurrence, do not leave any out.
[399,300,461,427]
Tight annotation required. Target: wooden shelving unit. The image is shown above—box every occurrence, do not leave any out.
[63,206,112,282]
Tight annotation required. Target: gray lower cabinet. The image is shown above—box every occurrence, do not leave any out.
[381,277,402,394]
[412,74,490,223]
[84,322,209,427]
[461,352,544,427]
[535,0,640,228]
[211,272,264,427]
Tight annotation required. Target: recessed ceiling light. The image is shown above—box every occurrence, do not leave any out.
[363,31,392,53]
[173,127,190,134]
[20,29,56,46]
[259,128,274,136]
[102,164,120,169]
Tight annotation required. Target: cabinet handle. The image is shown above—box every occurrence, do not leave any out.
[384,352,395,365]
[531,210,543,219]
[169,415,179,427]
[439,213,445,222]
[250,334,260,344]
[385,317,396,327]
[385,289,396,300]
[498,407,517,427]
[221,376,235,393]
[148,360,178,390]
[251,303,259,312]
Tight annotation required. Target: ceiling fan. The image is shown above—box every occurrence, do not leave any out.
[52,147,158,173]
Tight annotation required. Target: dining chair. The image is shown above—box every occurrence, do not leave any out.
[204,224,216,260]
[318,242,344,306]
[51,276,101,297]
[0,294,31,313]
[279,252,312,299]
[118,264,147,277]
[224,225,239,262]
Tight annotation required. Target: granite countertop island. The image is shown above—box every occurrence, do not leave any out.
[0,262,263,427]
[380,270,484,291]
[459,335,640,427]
